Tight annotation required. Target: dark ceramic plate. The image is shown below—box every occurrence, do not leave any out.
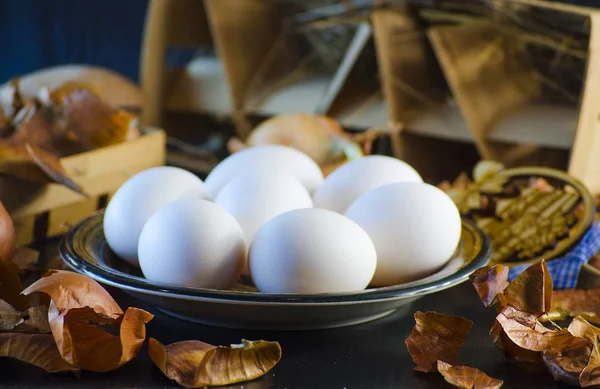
[60,211,490,330]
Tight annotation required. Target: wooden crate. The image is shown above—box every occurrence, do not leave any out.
[2,129,166,245]
[425,0,600,191]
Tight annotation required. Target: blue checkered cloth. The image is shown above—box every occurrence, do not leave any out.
[508,221,600,289]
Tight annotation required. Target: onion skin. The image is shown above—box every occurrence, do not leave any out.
[229,113,346,166]
[0,201,16,261]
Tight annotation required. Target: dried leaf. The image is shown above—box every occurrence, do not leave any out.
[0,300,23,330]
[23,270,153,372]
[495,307,588,359]
[0,301,49,333]
[25,144,85,195]
[405,312,473,372]
[542,339,592,387]
[437,360,504,389]
[17,305,51,333]
[0,259,30,310]
[22,270,122,319]
[470,265,509,307]
[0,143,85,195]
[48,82,102,104]
[490,306,545,363]
[60,88,137,150]
[547,289,600,324]
[503,260,552,316]
[9,105,56,151]
[149,338,282,388]
[53,305,153,372]
[0,333,76,373]
[567,317,600,386]
[8,78,24,113]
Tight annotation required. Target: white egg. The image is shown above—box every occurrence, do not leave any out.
[214,173,313,275]
[138,199,246,289]
[103,166,211,267]
[313,155,423,214]
[344,182,461,286]
[204,145,324,197]
[249,208,377,294]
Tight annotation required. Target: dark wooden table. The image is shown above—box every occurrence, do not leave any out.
[1,242,570,389]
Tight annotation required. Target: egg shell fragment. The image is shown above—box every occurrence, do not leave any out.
[204,145,324,197]
[344,181,461,287]
[138,199,246,290]
[103,166,211,267]
[249,208,377,294]
[214,173,313,275]
[313,155,423,214]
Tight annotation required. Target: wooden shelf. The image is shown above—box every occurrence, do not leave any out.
[166,57,233,116]
[164,58,577,150]
[487,105,577,150]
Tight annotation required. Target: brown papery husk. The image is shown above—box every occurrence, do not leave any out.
[0,300,24,330]
[503,260,553,316]
[50,305,153,372]
[405,311,473,372]
[542,340,592,387]
[470,265,509,307]
[566,316,600,387]
[0,333,77,373]
[8,104,58,153]
[59,88,137,151]
[17,305,51,333]
[496,312,585,353]
[548,289,600,324]
[493,305,590,374]
[148,338,282,388]
[437,360,504,389]
[490,306,546,363]
[0,300,50,334]
[22,270,122,319]
[22,270,153,372]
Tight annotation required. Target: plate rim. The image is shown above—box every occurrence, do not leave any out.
[59,211,491,306]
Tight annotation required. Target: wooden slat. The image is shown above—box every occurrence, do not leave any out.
[502,0,596,16]
[13,216,34,247]
[47,197,99,237]
[140,0,170,127]
[372,5,438,123]
[568,13,600,194]
[204,0,286,138]
[11,131,166,219]
[427,22,541,160]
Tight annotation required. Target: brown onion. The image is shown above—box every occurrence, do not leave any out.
[0,200,16,261]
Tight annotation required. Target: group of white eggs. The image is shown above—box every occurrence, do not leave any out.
[103,144,462,294]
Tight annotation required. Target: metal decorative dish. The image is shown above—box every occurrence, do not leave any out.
[60,210,490,331]
[441,164,596,267]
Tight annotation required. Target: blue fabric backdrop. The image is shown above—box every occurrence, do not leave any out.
[0,0,148,83]
[0,0,596,84]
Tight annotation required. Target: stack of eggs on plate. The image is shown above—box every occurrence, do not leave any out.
[103,145,462,294]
